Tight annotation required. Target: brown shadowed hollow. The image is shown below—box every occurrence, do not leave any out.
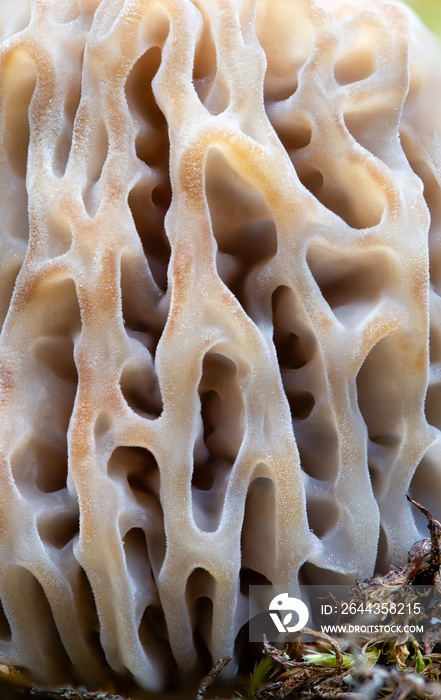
[0,0,441,694]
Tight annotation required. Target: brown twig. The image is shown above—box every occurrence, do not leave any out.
[262,635,302,669]
[406,495,441,581]
[195,656,232,699]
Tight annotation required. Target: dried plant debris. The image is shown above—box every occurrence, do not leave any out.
[234,499,441,699]
[28,690,126,700]
[0,665,127,700]
[196,656,233,699]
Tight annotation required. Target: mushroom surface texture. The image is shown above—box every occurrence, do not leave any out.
[0,0,441,693]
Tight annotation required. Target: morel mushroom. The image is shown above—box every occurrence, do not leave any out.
[0,0,440,693]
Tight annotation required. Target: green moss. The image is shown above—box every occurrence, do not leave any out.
[244,656,274,699]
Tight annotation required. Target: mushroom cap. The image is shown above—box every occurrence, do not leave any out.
[0,0,440,692]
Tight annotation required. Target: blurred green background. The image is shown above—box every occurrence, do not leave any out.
[404,0,441,35]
